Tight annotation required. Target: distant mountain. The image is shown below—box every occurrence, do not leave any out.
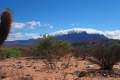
[4,39,36,46]
[55,31,108,43]
[4,31,109,46]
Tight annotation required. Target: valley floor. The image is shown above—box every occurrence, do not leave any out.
[0,57,120,80]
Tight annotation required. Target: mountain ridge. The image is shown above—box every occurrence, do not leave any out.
[4,31,109,45]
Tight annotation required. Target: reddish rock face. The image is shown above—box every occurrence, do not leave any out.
[0,9,12,45]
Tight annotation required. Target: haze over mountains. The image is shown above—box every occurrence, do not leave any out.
[7,28,120,41]
[5,28,110,45]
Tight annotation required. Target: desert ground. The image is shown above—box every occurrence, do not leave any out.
[0,57,119,80]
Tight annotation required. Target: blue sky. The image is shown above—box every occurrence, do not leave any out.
[0,0,120,40]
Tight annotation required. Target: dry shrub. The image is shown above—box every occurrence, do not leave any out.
[88,42,120,71]
[32,36,71,70]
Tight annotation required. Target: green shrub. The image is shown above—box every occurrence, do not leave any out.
[32,36,71,69]
[0,47,21,59]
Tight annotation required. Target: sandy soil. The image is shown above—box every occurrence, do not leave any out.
[0,57,119,80]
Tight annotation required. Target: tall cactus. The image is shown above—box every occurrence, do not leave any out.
[0,9,12,45]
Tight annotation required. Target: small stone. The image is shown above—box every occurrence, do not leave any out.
[26,65,32,67]
[21,74,33,80]
[73,70,86,77]
[16,61,22,64]
[86,65,94,69]
[16,64,23,69]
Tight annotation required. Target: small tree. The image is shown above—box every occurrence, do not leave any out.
[33,36,71,69]
[88,42,120,71]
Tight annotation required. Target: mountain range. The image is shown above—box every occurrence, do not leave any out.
[4,30,109,45]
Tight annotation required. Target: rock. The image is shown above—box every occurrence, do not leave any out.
[0,72,7,79]
[21,74,33,80]
[26,65,32,68]
[86,65,94,69]
[73,70,86,77]
[16,61,22,64]
[74,64,78,68]
[99,70,112,77]
[16,64,23,69]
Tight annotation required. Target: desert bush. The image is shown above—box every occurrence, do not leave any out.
[72,46,90,60]
[72,41,93,60]
[0,47,21,59]
[18,46,33,57]
[32,36,71,69]
[88,42,120,70]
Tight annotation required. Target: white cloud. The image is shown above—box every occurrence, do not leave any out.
[50,27,120,40]
[7,20,54,41]
[104,30,120,39]
[50,28,104,35]
[26,21,41,29]
[6,27,120,41]
[12,20,54,29]
[12,22,26,29]
[43,24,54,29]
[7,32,41,41]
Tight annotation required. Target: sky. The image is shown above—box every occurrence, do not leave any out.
[0,0,120,40]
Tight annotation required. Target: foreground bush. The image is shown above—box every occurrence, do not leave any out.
[0,47,21,59]
[88,42,120,71]
[72,47,93,60]
[32,36,71,69]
